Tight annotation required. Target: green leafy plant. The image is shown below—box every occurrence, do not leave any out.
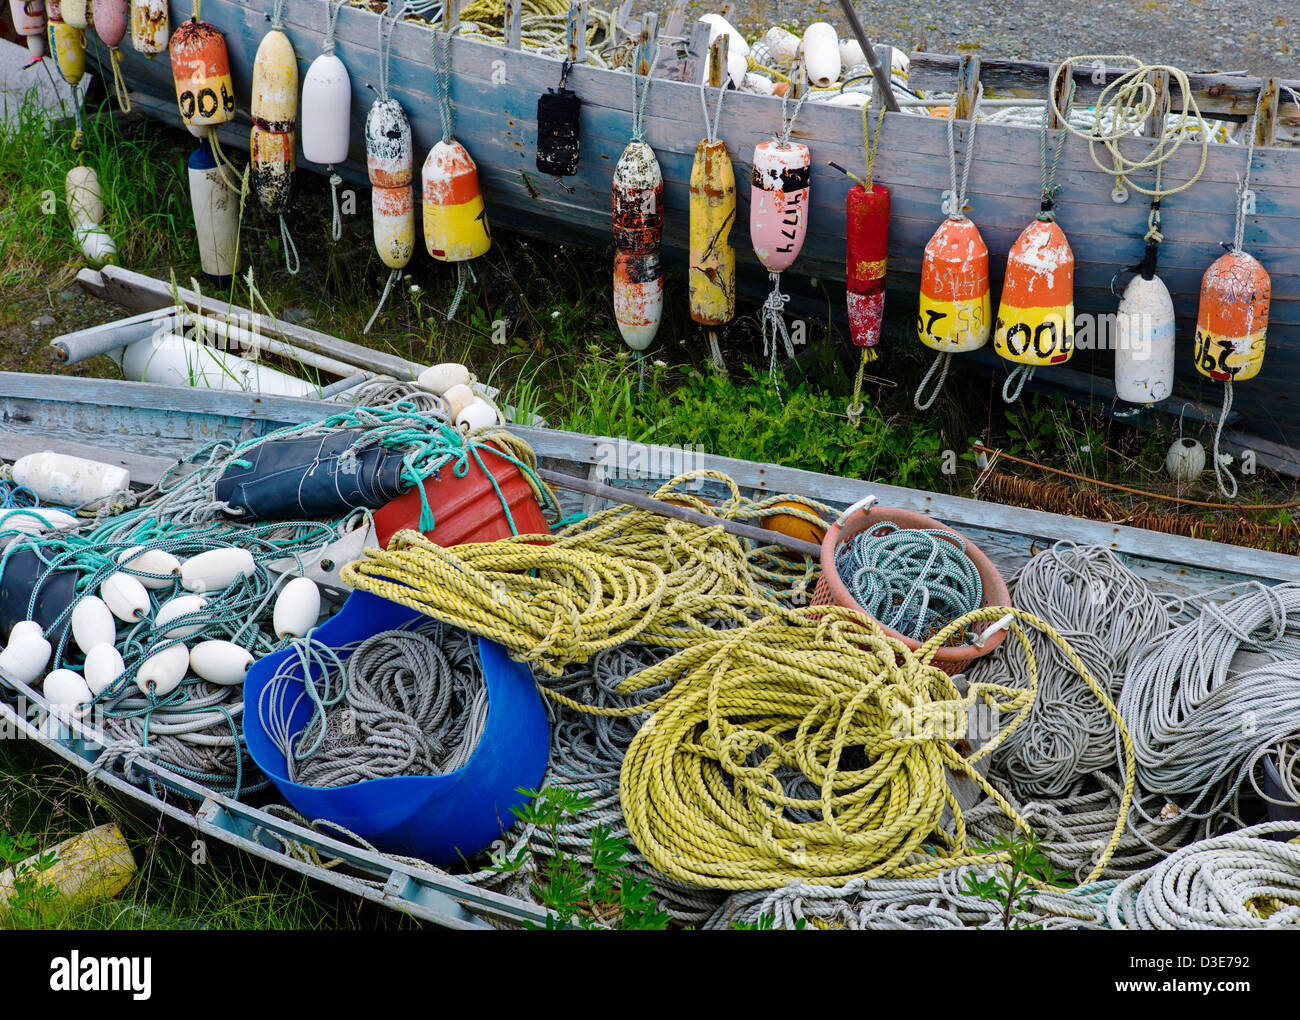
[492,787,670,930]
[0,829,60,927]
[962,833,1064,930]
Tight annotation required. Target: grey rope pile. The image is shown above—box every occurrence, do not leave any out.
[1106,820,1300,929]
[703,868,1109,930]
[1120,582,1300,827]
[285,626,488,787]
[967,543,1170,797]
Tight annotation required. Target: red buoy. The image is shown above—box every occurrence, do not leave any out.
[846,183,890,360]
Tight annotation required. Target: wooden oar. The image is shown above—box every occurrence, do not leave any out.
[537,468,824,559]
[836,0,901,113]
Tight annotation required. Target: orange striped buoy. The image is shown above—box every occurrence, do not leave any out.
[994,216,1075,400]
[1195,249,1269,383]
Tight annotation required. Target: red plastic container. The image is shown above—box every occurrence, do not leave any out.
[373,442,549,549]
[811,498,1009,675]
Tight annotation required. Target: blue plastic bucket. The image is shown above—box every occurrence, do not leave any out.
[243,588,550,866]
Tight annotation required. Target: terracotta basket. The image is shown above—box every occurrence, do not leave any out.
[811,497,1010,675]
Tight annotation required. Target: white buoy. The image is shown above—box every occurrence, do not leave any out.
[118,546,182,589]
[10,451,130,507]
[743,72,776,95]
[759,26,799,63]
[1165,438,1207,482]
[99,572,150,622]
[189,640,254,686]
[0,621,52,684]
[416,362,471,396]
[1115,272,1175,405]
[456,398,497,431]
[136,642,188,697]
[273,577,320,639]
[441,383,476,419]
[839,38,866,68]
[153,595,208,638]
[824,92,868,108]
[301,52,352,166]
[71,596,116,655]
[66,166,118,267]
[699,13,749,57]
[180,548,255,593]
[188,138,240,282]
[43,669,93,717]
[115,333,319,397]
[800,22,841,88]
[0,507,78,535]
[84,644,126,697]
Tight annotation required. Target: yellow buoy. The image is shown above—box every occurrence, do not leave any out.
[48,19,86,86]
[62,0,91,29]
[421,139,490,262]
[249,124,295,215]
[250,26,298,134]
[688,138,735,326]
[0,823,136,912]
[373,184,415,269]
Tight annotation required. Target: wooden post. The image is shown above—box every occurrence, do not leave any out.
[566,1,587,65]
[686,18,711,83]
[1255,78,1279,147]
[954,54,980,121]
[443,0,460,32]
[637,13,658,78]
[1046,61,1072,130]
[655,0,687,77]
[1145,67,1169,139]
[504,0,522,49]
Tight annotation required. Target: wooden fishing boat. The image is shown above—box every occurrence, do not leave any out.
[1,369,1298,928]
[73,0,1300,455]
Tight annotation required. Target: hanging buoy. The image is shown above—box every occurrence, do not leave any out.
[251,20,299,273]
[180,548,255,594]
[9,0,48,60]
[302,52,351,168]
[92,0,132,110]
[846,181,890,359]
[1195,249,1269,384]
[83,643,125,696]
[129,0,166,53]
[302,5,352,245]
[1165,437,1206,482]
[153,594,207,638]
[612,140,663,351]
[71,596,115,655]
[688,138,735,327]
[43,669,93,716]
[117,546,181,588]
[918,216,991,355]
[536,61,581,177]
[799,22,840,88]
[751,140,810,274]
[169,16,235,134]
[362,95,414,334]
[994,217,1075,369]
[47,15,86,87]
[99,572,149,622]
[188,138,239,282]
[1115,239,1175,404]
[0,620,52,684]
[61,0,87,29]
[422,139,491,262]
[135,642,188,697]
[273,576,320,639]
[11,449,127,505]
[189,640,253,686]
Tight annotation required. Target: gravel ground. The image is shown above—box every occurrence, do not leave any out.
[721,0,1300,80]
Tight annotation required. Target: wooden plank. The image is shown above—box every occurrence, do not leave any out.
[566,1,586,65]
[908,52,1300,128]
[503,0,521,50]
[512,425,1300,583]
[954,55,980,122]
[1256,78,1279,148]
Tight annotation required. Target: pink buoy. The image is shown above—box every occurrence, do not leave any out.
[750,140,810,274]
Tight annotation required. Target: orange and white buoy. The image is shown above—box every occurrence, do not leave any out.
[169,15,235,136]
[9,0,47,61]
[129,0,167,55]
[363,95,415,333]
[251,17,300,273]
[422,140,491,263]
[994,216,1075,400]
[913,217,991,409]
